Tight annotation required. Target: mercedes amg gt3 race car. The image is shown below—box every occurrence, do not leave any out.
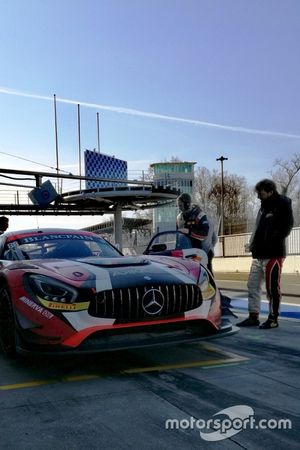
[0,228,237,357]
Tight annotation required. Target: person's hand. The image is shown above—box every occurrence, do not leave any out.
[178,228,189,235]
[244,243,250,252]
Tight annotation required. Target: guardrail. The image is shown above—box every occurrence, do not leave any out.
[216,227,300,257]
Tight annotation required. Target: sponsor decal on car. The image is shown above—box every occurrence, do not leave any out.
[37,297,90,312]
[19,296,54,319]
[20,234,94,244]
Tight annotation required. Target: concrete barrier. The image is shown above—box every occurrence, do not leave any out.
[214,255,300,274]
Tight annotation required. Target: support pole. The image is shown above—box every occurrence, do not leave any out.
[77,104,82,191]
[216,155,228,256]
[53,94,60,193]
[114,204,123,251]
[96,112,100,153]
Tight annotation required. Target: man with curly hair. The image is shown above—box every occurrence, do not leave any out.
[237,179,294,329]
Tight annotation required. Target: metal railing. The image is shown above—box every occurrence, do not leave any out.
[216,227,300,257]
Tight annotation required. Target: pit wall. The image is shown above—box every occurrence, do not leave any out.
[214,255,300,274]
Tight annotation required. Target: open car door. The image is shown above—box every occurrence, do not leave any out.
[143,230,208,267]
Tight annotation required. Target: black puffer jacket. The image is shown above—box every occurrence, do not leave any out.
[250,192,294,259]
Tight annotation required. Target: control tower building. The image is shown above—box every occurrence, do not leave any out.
[150,161,196,233]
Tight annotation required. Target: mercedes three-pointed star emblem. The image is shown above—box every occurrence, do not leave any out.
[142,288,165,315]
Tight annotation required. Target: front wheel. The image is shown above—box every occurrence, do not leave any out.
[0,286,17,357]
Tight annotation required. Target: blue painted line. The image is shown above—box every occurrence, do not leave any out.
[231,298,300,319]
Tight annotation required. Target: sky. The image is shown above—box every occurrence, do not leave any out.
[0,0,300,231]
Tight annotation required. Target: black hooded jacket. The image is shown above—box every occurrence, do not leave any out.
[250,192,294,259]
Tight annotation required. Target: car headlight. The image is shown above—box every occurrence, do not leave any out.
[27,274,78,304]
[197,267,216,301]
[198,268,209,291]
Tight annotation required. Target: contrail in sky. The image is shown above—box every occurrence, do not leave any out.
[1,86,299,139]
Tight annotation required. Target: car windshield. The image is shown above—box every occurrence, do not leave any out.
[3,233,121,260]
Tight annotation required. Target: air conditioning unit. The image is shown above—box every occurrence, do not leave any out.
[28,180,59,206]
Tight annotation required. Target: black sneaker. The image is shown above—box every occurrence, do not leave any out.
[237,317,260,327]
[259,319,279,329]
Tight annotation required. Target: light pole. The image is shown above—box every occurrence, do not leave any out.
[53,94,60,193]
[216,156,228,254]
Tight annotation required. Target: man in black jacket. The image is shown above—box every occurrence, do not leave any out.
[176,193,210,248]
[176,193,215,269]
[237,179,294,329]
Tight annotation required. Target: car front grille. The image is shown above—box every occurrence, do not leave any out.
[88,284,202,320]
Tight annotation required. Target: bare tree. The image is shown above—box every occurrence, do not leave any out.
[193,166,219,217]
[140,166,154,182]
[272,153,300,196]
[209,174,249,234]
[193,167,250,234]
[170,156,182,162]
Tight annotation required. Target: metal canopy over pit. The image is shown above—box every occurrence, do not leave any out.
[0,167,179,249]
[61,185,178,210]
[60,185,178,249]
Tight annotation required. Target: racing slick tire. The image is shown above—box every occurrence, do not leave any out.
[0,286,17,357]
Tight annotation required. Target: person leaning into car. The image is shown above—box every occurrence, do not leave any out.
[237,179,294,330]
[0,216,9,235]
[176,193,216,272]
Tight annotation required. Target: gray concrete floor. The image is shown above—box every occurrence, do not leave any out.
[215,272,300,302]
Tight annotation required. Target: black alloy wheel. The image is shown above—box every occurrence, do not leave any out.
[0,286,17,356]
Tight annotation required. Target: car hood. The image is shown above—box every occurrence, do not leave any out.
[13,255,198,289]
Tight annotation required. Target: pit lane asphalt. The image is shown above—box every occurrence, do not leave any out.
[0,282,299,449]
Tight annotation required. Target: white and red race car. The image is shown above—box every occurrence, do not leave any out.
[0,228,236,357]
